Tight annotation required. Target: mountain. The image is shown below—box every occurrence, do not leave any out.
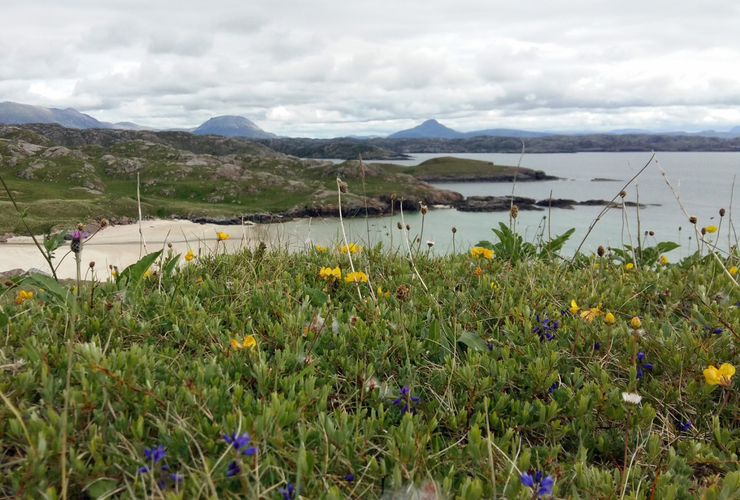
[192,115,276,139]
[388,119,465,139]
[0,101,108,129]
[387,119,551,139]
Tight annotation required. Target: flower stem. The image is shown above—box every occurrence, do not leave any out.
[718,388,732,416]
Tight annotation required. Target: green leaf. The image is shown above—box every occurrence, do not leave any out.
[457,331,488,352]
[84,478,118,499]
[474,240,494,251]
[25,273,74,306]
[304,287,327,306]
[163,254,181,276]
[0,310,8,328]
[117,250,162,286]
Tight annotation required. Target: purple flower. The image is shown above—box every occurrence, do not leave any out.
[637,351,645,362]
[679,420,693,431]
[547,382,558,394]
[636,352,654,379]
[521,470,554,497]
[279,482,297,500]
[345,473,355,482]
[704,326,724,335]
[594,342,601,350]
[487,342,494,351]
[169,474,183,483]
[532,314,558,342]
[144,445,166,464]
[227,460,240,477]
[222,431,258,456]
[70,229,89,240]
[392,385,420,413]
[137,466,150,474]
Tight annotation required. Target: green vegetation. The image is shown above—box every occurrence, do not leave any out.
[405,156,507,177]
[2,221,740,499]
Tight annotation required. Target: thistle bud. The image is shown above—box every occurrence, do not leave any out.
[452,227,457,233]
[649,231,654,236]
[406,224,410,231]
[89,261,95,268]
[701,227,707,235]
[337,178,348,193]
[397,221,403,230]
[720,208,726,217]
[619,190,627,198]
[391,193,397,200]
[396,284,409,301]
[510,205,519,219]
[597,245,605,257]
[689,216,697,225]
[420,205,428,215]
[100,219,109,228]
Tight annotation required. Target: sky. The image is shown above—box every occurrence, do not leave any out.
[2,0,740,137]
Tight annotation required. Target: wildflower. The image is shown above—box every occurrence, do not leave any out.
[231,335,257,351]
[143,269,152,277]
[471,246,493,259]
[396,284,409,300]
[568,300,580,314]
[630,316,642,329]
[703,326,724,335]
[547,382,558,394]
[426,240,435,248]
[594,342,601,350]
[625,262,634,270]
[70,229,89,254]
[636,351,654,379]
[344,271,369,283]
[279,482,297,500]
[392,385,420,413]
[364,377,380,392]
[706,225,718,234]
[487,342,494,351]
[340,243,362,254]
[316,244,327,252]
[144,445,166,464]
[731,266,738,275]
[659,255,668,266]
[196,276,203,283]
[15,290,33,305]
[532,314,558,342]
[521,471,554,497]
[580,303,603,323]
[184,249,194,261]
[703,363,735,386]
[345,473,355,482]
[604,312,616,325]
[377,286,390,298]
[226,460,240,477]
[216,231,229,241]
[678,420,693,432]
[622,392,642,405]
[472,266,483,277]
[222,431,258,456]
[319,266,341,281]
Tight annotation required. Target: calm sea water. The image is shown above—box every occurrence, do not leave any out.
[271,152,740,258]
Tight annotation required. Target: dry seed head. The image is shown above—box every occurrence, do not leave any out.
[619,190,627,198]
[649,231,654,236]
[397,221,403,230]
[337,178,348,193]
[77,223,85,231]
[701,227,707,235]
[89,261,95,268]
[420,205,428,215]
[597,245,605,257]
[168,243,173,249]
[452,226,457,233]
[689,216,697,225]
[510,205,519,219]
[720,208,726,217]
[391,193,397,201]
[100,219,109,228]
[406,224,410,231]
[396,284,409,301]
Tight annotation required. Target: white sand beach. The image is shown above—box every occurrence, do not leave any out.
[0,219,306,280]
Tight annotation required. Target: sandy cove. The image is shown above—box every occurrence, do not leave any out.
[0,219,305,280]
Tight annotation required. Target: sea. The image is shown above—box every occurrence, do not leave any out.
[268,152,740,259]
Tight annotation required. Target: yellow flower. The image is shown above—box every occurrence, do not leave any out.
[231,335,257,351]
[472,266,483,277]
[659,255,668,266]
[143,269,152,277]
[704,363,735,386]
[471,247,493,259]
[196,276,203,283]
[344,271,369,283]
[319,266,341,281]
[580,303,603,323]
[490,281,499,290]
[569,299,580,314]
[15,290,33,305]
[604,312,616,325]
[730,266,738,275]
[625,263,634,270]
[185,249,194,261]
[216,231,229,241]
[377,286,390,298]
[706,225,718,234]
[316,244,327,252]
[630,316,642,329]
[340,243,362,254]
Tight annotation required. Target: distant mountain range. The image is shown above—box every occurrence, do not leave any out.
[2,101,740,141]
[388,119,553,139]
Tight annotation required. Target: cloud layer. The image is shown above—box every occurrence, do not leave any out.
[2,0,739,136]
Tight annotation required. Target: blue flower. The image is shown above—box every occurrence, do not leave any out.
[169,474,183,483]
[227,460,240,477]
[137,466,150,474]
[144,445,166,464]
[547,382,558,394]
[679,420,693,432]
[487,342,494,351]
[345,473,355,482]
[594,342,601,350]
[222,431,258,456]
[279,482,297,500]
[392,385,420,413]
[521,470,554,497]
[704,326,724,335]
[636,351,654,379]
[532,314,558,342]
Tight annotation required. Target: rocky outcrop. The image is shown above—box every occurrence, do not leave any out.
[454,196,651,212]
[415,167,558,183]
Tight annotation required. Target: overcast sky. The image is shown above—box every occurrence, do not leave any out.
[2,0,739,137]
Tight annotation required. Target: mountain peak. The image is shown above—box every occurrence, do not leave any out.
[192,115,276,138]
[387,119,464,139]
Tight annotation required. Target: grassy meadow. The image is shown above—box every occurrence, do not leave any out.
[2,207,740,500]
